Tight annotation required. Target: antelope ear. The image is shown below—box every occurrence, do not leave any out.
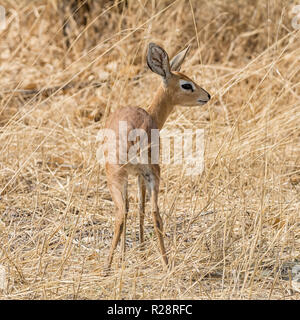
[170,45,190,71]
[147,43,171,80]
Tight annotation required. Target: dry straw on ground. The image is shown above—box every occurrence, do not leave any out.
[0,0,299,299]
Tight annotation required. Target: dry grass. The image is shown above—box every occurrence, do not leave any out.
[0,0,299,299]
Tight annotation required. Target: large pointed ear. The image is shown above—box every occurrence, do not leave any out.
[170,45,190,71]
[147,43,171,80]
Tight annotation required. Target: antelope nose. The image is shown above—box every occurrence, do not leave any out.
[207,93,211,100]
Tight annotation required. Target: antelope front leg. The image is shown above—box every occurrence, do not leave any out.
[120,211,128,263]
[138,175,146,244]
[120,182,129,263]
[151,183,168,267]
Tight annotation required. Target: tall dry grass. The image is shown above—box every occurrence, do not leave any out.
[0,0,299,299]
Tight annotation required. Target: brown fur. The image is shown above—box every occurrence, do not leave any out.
[103,43,210,273]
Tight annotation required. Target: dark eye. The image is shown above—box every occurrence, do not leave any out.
[181,83,194,91]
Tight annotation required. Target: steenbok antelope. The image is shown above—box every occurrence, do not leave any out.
[104,42,210,273]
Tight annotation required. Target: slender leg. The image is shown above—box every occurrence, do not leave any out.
[121,181,128,263]
[150,171,168,267]
[105,173,128,272]
[120,212,127,263]
[138,175,146,244]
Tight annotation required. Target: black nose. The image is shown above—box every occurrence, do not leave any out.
[207,93,211,100]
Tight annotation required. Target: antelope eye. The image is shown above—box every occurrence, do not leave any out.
[181,83,194,91]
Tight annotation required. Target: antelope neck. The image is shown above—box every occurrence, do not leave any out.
[147,84,176,130]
